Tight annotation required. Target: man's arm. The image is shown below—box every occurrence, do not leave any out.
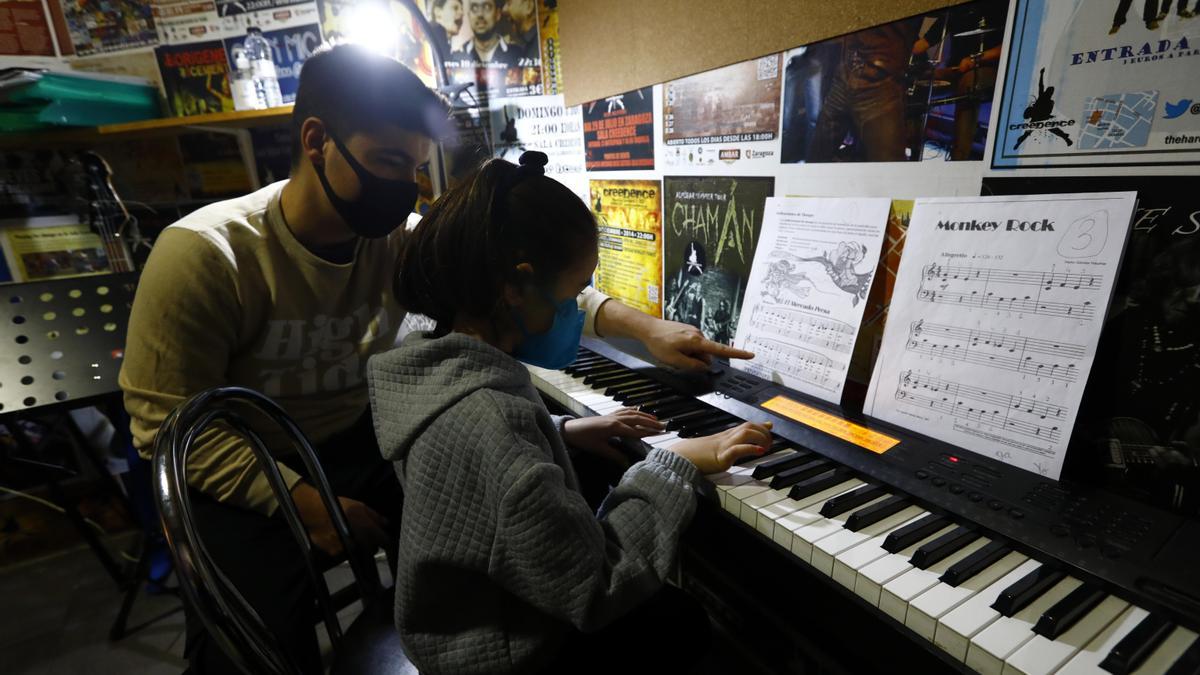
[578,287,754,371]
[119,228,302,515]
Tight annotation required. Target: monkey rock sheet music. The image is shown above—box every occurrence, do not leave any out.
[732,197,892,403]
[865,193,1136,479]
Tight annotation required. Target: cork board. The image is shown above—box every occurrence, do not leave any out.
[559,0,965,107]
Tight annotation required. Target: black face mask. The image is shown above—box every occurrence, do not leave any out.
[313,130,419,239]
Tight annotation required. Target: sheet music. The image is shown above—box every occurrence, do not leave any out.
[733,197,892,402]
[866,193,1137,479]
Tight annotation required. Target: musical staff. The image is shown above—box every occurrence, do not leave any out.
[904,319,1085,383]
[921,263,1101,291]
[894,370,1064,443]
[916,262,1104,321]
[742,336,845,393]
[748,304,857,354]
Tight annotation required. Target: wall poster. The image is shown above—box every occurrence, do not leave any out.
[582,86,654,171]
[57,0,158,55]
[590,179,663,318]
[662,176,774,346]
[995,0,1200,167]
[0,0,56,55]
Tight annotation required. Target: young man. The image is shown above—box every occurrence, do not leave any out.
[121,43,751,674]
[452,0,521,67]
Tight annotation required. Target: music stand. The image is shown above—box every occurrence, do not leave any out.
[0,271,156,639]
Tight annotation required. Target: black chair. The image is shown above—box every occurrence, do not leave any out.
[151,386,417,674]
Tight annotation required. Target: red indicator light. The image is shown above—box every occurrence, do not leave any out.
[948,456,959,463]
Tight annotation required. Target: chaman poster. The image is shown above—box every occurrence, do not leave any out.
[590,179,663,318]
[663,176,774,346]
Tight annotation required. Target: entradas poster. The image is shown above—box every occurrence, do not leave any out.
[995,0,1200,167]
[156,40,234,116]
[663,176,774,345]
[984,175,1200,514]
[591,180,663,318]
[582,86,654,171]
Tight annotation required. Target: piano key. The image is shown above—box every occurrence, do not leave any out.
[791,491,895,563]
[910,526,982,570]
[709,453,785,510]
[770,480,867,550]
[965,575,1083,675]
[788,467,856,500]
[749,476,862,539]
[906,550,1028,641]
[571,363,623,377]
[606,381,665,398]
[935,558,1043,662]
[832,512,950,590]
[642,398,695,416]
[883,513,952,554]
[1003,594,1130,675]
[1055,606,1150,675]
[677,418,742,438]
[844,494,911,531]
[819,483,889,518]
[724,451,804,524]
[752,449,816,480]
[941,540,1014,587]
[992,564,1067,617]
[1132,627,1200,675]
[1099,613,1175,675]
[1165,634,1200,675]
[583,371,644,387]
[770,458,835,489]
[1033,584,1108,640]
[810,504,927,577]
[878,536,995,623]
[619,388,676,405]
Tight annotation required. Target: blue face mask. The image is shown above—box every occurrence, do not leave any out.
[512,289,585,370]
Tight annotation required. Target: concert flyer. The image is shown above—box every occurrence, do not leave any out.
[437,0,542,104]
[582,86,654,171]
[222,20,320,103]
[536,0,560,94]
[662,176,774,346]
[781,0,1008,163]
[489,94,585,199]
[590,179,663,318]
[865,193,1137,479]
[663,55,781,147]
[984,176,1200,514]
[995,0,1200,167]
[152,0,222,45]
[156,39,235,116]
[317,0,435,86]
[57,0,158,56]
[731,197,892,404]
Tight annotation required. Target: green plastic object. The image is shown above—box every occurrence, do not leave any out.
[0,69,160,131]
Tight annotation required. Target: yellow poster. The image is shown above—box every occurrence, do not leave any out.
[590,179,663,318]
[5,223,113,282]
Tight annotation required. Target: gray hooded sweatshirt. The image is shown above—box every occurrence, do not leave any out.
[367,332,701,675]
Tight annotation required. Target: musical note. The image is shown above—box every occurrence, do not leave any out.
[894,371,1066,443]
[748,305,856,354]
[902,321,1085,383]
[741,336,844,392]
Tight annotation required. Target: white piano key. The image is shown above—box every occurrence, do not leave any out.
[878,537,994,625]
[1055,606,1149,675]
[771,481,866,550]
[756,478,864,539]
[1001,594,1129,675]
[741,488,793,534]
[808,505,926,575]
[965,576,1083,675]
[830,512,941,590]
[721,453,798,519]
[935,558,1043,662]
[1131,626,1200,675]
[789,491,894,564]
[905,550,1029,641]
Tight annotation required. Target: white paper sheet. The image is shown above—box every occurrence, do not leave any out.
[865,192,1137,479]
[732,197,892,403]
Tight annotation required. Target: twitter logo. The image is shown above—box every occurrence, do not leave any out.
[1164,99,1193,119]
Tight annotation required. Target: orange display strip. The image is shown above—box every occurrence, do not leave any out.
[761,395,900,454]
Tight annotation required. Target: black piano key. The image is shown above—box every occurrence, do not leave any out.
[733,439,791,465]
[563,358,608,373]
[909,526,980,570]
[660,407,711,425]
[844,494,911,532]
[787,467,854,500]
[770,458,834,489]
[677,414,740,433]
[567,362,620,376]
[1164,634,1200,675]
[643,399,697,417]
[678,419,741,438]
[584,371,641,387]
[766,438,793,453]
[620,388,676,405]
[990,564,1066,617]
[752,449,814,479]
[882,514,950,554]
[1032,584,1107,640]
[605,381,663,398]
[819,483,888,518]
[1100,613,1175,675]
[939,540,1012,587]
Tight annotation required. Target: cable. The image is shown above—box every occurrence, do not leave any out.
[0,485,140,563]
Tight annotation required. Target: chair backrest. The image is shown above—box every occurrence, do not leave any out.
[152,386,384,675]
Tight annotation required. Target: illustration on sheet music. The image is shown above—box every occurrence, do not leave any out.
[733,197,892,403]
[866,193,1137,479]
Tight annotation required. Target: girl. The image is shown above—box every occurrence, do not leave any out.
[369,152,772,674]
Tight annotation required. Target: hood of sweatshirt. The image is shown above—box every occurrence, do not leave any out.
[368,331,538,463]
